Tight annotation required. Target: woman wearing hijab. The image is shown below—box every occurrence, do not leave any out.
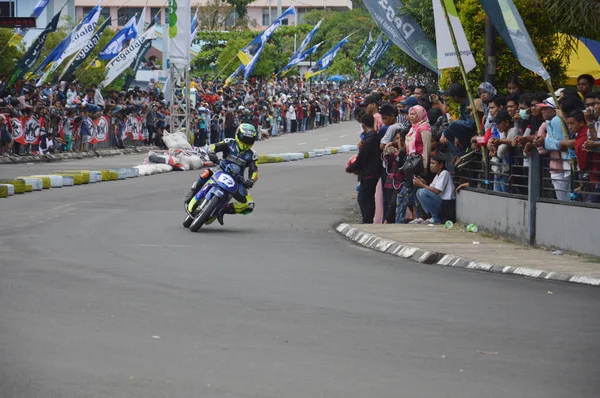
[396,105,432,223]
[478,82,497,130]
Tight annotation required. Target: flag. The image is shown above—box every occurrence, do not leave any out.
[433,0,476,72]
[305,36,349,79]
[361,0,437,72]
[123,36,154,90]
[225,64,244,86]
[31,0,51,18]
[4,10,61,89]
[136,7,146,34]
[58,17,111,82]
[34,4,101,75]
[167,0,191,65]
[479,0,549,80]
[356,31,373,61]
[36,6,101,86]
[280,42,322,75]
[294,19,322,59]
[367,38,392,69]
[243,44,265,79]
[378,62,397,78]
[238,6,296,65]
[8,0,52,48]
[190,9,199,45]
[191,9,198,34]
[279,20,322,75]
[98,16,138,59]
[365,33,383,69]
[101,24,156,87]
[61,6,101,58]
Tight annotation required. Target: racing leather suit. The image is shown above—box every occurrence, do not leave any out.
[186,138,258,215]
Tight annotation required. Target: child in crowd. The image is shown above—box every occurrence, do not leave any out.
[382,130,406,223]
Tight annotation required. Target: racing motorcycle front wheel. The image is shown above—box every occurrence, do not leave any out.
[189,196,220,232]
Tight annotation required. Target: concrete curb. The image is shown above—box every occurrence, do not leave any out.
[0,146,160,165]
[336,223,600,287]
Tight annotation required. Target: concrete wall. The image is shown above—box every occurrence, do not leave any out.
[456,190,529,243]
[457,190,600,257]
[536,202,600,257]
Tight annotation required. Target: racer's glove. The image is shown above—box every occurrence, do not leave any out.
[208,152,219,163]
[243,179,255,188]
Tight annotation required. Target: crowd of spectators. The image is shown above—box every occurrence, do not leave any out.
[347,73,600,225]
[0,72,413,157]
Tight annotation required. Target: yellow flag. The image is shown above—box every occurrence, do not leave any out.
[237,50,252,66]
[304,69,325,80]
[8,34,23,47]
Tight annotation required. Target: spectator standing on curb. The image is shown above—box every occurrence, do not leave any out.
[347,114,383,223]
[411,153,456,224]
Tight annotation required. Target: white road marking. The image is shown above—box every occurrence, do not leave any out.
[137,244,193,248]
[339,134,347,138]
[297,142,307,145]
[319,139,328,142]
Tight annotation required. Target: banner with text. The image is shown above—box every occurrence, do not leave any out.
[362,0,437,72]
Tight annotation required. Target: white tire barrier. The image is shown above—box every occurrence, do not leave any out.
[0,183,14,196]
[18,177,43,191]
[61,175,74,186]
[31,175,64,188]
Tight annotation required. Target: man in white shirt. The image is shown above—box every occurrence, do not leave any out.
[411,153,456,224]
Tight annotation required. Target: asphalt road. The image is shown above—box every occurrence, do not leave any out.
[1,123,599,398]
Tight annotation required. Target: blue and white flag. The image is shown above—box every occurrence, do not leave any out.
[31,0,51,18]
[243,44,265,79]
[36,5,101,86]
[34,4,101,74]
[98,16,139,60]
[191,9,198,34]
[280,42,322,75]
[238,6,296,65]
[305,35,349,79]
[293,19,321,60]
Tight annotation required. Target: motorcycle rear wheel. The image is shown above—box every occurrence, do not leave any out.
[189,196,220,232]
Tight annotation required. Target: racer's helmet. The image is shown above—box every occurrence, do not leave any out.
[235,123,257,151]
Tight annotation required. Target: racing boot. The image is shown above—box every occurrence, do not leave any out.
[183,181,199,204]
[216,204,237,225]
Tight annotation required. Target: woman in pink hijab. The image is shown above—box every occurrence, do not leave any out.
[396,105,432,223]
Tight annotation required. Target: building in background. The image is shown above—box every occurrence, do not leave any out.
[14,0,76,27]
[74,0,352,28]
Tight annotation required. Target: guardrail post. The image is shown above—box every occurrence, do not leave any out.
[528,150,541,245]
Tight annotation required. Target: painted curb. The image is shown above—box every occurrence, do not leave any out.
[1,143,358,199]
[336,223,600,287]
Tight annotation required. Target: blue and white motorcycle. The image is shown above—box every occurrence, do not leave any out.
[183,161,245,232]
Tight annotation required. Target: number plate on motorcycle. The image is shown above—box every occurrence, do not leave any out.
[217,174,235,188]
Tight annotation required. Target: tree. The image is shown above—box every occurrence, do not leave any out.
[400,0,569,92]
[0,29,25,80]
[540,0,600,41]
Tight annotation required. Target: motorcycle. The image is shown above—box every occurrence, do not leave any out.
[183,161,245,232]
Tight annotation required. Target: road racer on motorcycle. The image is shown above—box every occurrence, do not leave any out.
[184,123,259,225]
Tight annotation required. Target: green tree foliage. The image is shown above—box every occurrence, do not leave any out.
[216,37,282,79]
[303,9,375,78]
[0,28,25,80]
[401,0,568,92]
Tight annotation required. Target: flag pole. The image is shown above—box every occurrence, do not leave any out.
[439,0,481,137]
[439,0,488,182]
